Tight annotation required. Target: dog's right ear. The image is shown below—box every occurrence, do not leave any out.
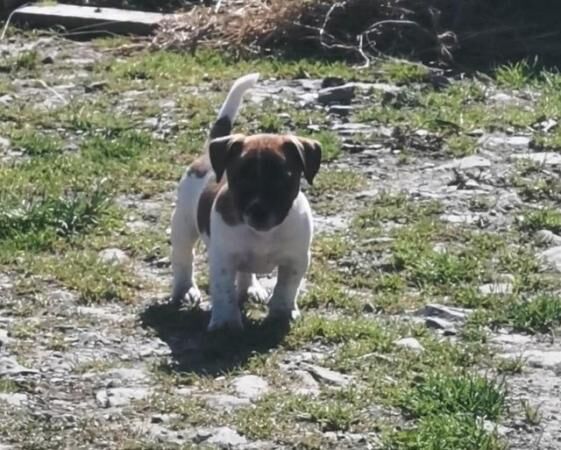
[209,134,245,182]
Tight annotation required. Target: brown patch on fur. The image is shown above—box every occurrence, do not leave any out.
[187,154,211,178]
[197,179,242,236]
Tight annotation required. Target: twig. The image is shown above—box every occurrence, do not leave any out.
[32,79,68,105]
[0,2,32,41]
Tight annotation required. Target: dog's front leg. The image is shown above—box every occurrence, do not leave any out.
[267,252,310,321]
[208,249,243,332]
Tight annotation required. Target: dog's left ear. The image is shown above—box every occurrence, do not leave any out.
[285,136,322,185]
[209,134,245,182]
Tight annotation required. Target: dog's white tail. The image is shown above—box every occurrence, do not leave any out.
[217,73,260,122]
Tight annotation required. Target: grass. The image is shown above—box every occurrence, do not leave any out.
[1,30,560,450]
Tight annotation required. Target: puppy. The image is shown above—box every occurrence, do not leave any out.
[170,73,322,332]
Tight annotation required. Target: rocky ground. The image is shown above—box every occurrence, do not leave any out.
[1,28,561,449]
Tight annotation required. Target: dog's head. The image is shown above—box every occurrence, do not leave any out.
[209,134,322,231]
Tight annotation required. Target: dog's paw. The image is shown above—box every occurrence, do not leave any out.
[171,284,201,306]
[207,309,243,333]
[247,280,269,303]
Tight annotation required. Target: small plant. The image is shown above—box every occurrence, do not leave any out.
[495,60,537,90]
[402,372,506,420]
[521,399,542,426]
[496,356,524,375]
[505,295,561,333]
[518,208,561,234]
[12,130,62,156]
[381,60,429,85]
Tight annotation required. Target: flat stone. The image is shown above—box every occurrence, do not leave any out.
[95,386,150,408]
[0,137,10,148]
[232,375,269,401]
[0,329,11,346]
[101,368,151,386]
[535,230,561,246]
[13,4,164,35]
[438,155,491,170]
[332,123,376,135]
[0,357,38,376]
[201,394,250,411]
[291,369,321,396]
[539,246,561,272]
[490,333,532,346]
[317,84,355,105]
[394,337,424,353]
[424,317,456,332]
[479,134,531,149]
[301,363,353,387]
[98,248,129,266]
[85,81,107,93]
[0,393,27,406]
[511,152,561,165]
[440,213,479,225]
[478,283,514,295]
[204,427,247,447]
[524,351,561,369]
[416,304,470,321]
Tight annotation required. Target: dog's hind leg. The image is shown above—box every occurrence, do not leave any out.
[236,272,269,305]
[170,208,201,305]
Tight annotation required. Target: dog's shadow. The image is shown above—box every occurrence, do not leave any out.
[140,300,290,375]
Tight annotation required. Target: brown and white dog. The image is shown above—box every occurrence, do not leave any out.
[170,73,322,332]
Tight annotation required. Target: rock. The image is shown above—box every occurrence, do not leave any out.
[321,77,345,88]
[41,55,55,64]
[126,220,150,232]
[0,329,11,347]
[478,283,514,295]
[85,81,107,93]
[482,420,512,436]
[490,333,532,346]
[416,304,470,321]
[202,427,248,447]
[0,393,27,406]
[496,192,522,211]
[291,369,321,396]
[479,134,531,150]
[523,351,561,369]
[317,84,355,105]
[328,105,353,116]
[232,375,269,401]
[0,95,12,106]
[440,213,479,225]
[536,230,561,246]
[201,394,250,411]
[95,387,150,408]
[332,123,376,135]
[101,368,151,386]
[143,117,159,129]
[438,155,491,170]
[0,137,10,148]
[394,337,424,353]
[424,317,456,332]
[511,152,561,165]
[98,248,129,266]
[301,363,353,387]
[489,92,521,105]
[539,246,561,272]
[0,357,38,376]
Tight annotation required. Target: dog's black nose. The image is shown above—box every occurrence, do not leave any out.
[247,203,268,223]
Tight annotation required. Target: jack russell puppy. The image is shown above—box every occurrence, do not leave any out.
[170,73,322,332]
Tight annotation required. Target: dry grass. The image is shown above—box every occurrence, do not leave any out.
[148,0,561,66]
